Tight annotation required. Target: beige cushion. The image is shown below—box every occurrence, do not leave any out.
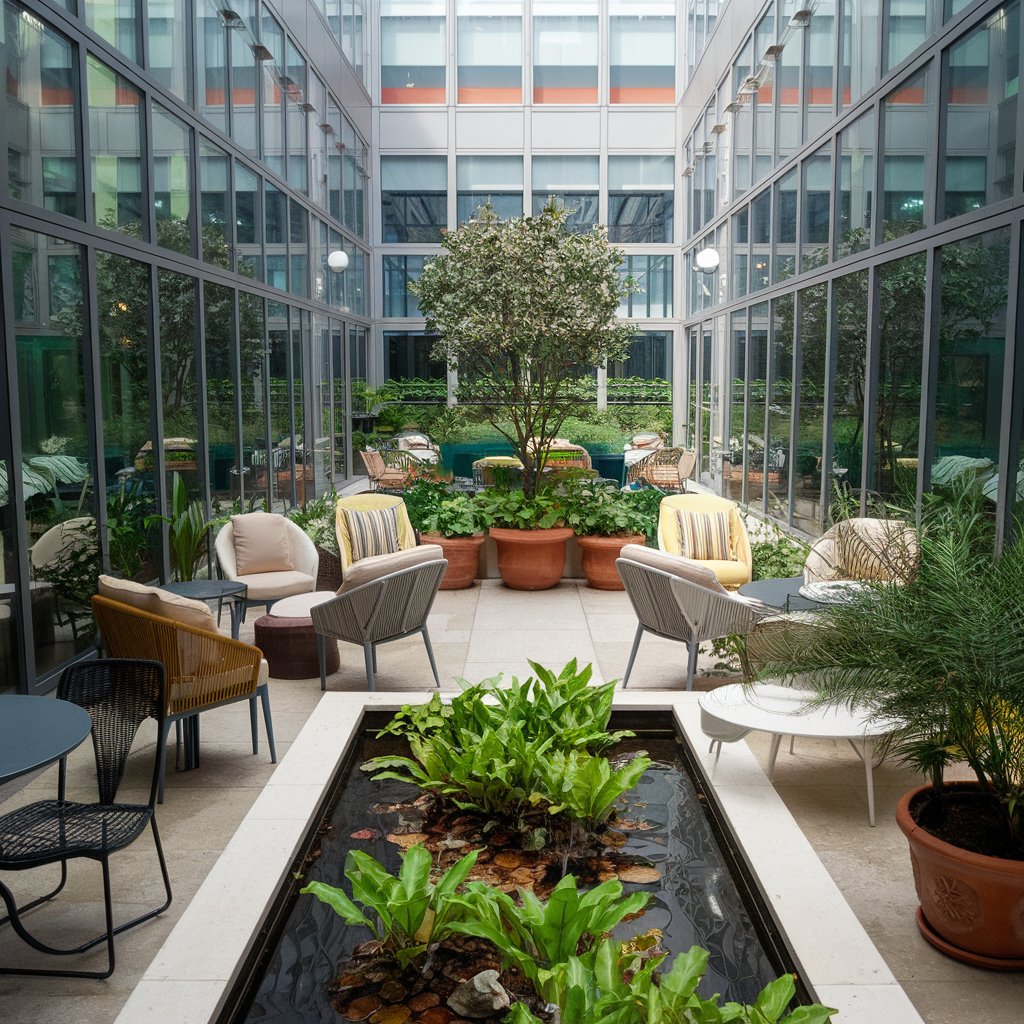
[235,570,315,601]
[836,519,918,583]
[270,592,337,618]
[339,544,444,594]
[97,574,217,631]
[676,509,734,561]
[231,513,295,575]
[617,545,728,594]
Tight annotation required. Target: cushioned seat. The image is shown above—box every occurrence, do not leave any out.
[696,559,751,588]
[657,493,753,589]
[335,494,420,577]
[232,569,316,600]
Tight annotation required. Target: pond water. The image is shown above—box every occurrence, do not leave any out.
[229,726,789,1023]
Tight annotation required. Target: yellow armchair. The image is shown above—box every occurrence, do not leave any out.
[657,493,752,589]
[335,494,419,575]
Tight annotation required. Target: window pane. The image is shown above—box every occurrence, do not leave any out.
[381,155,447,241]
[805,3,836,140]
[750,189,771,290]
[881,65,932,238]
[231,1,259,152]
[239,291,268,504]
[745,302,770,507]
[608,155,673,242]
[3,4,82,220]
[836,108,875,257]
[153,103,193,255]
[608,330,670,378]
[286,38,308,193]
[800,147,831,272]
[831,269,868,503]
[840,0,880,110]
[774,168,797,283]
[766,296,793,518]
[386,331,445,379]
[87,56,142,236]
[383,255,425,317]
[533,0,598,103]
[147,0,190,102]
[381,0,445,103]
[793,283,828,535]
[619,256,673,317]
[456,154,522,223]
[610,0,675,103]
[85,0,137,62]
[205,282,238,503]
[725,310,745,503]
[196,0,228,133]
[886,0,936,71]
[200,139,230,268]
[942,3,1019,220]
[261,9,285,177]
[457,0,522,103]
[236,162,262,280]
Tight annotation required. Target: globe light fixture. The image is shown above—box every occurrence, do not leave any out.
[693,247,720,274]
[327,249,350,273]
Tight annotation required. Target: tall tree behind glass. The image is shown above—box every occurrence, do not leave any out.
[411,200,636,497]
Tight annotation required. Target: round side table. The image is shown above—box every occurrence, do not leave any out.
[253,593,340,680]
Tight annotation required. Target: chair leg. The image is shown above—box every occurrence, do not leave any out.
[622,624,644,688]
[260,684,277,763]
[371,646,378,673]
[318,635,328,691]
[685,640,699,691]
[421,627,441,689]
[248,697,259,755]
[157,718,172,804]
[0,862,67,925]
[363,643,376,692]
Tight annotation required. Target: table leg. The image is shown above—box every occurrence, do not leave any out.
[864,738,876,827]
[229,601,242,641]
[767,733,783,780]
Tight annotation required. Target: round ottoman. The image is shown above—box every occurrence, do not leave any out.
[253,593,340,680]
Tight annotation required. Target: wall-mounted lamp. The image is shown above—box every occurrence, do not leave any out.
[693,248,721,274]
[327,250,350,273]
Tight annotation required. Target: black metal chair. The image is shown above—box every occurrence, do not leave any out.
[0,659,172,979]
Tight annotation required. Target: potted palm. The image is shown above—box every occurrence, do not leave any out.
[761,526,1024,967]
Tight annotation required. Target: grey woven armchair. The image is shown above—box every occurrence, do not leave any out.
[616,550,766,690]
[309,559,448,691]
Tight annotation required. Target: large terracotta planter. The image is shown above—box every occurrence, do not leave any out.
[897,782,1024,969]
[421,532,485,590]
[488,527,573,591]
[576,534,646,590]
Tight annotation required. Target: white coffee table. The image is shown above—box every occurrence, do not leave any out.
[698,683,900,826]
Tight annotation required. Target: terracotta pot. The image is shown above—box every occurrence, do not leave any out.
[421,532,485,590]
[897,782,1024,969]
[576,534,646,590]
[488,527,573,591]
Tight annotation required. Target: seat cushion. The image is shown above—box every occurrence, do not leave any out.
[235,570,315,600]
[231,513,295,575]
[617,544,728,594]
[340,505,400,562]
[97,574,216,631]
[700,559,751,588]
[340,544,445,594]
[676,510,734,561]
[270,591,338,617]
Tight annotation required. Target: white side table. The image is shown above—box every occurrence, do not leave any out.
[699,683,900,826]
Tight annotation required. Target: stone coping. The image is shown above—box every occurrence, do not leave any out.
[116,691,924,1024]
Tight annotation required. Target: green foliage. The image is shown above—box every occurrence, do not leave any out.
[301,846,478,968]
[473,485,565,530]
[560,478,655,538]
[412,200,635,496]
[402,479,460,533]
[422,492,480,537]
[106,486,158,580]
[156,472,215,582]
[750,534,810,581]
[538,749,652,826]
[286,490,341,556]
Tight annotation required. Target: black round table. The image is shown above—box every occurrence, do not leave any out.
[0,694,91,786]
[737,575,822,613]
[160,579,247,639]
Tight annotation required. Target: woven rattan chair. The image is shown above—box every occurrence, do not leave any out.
[360,449,419,490]
[92,595,276,801]
[625,447,696,492]
[0,659,172,979]
[803,517,919,585]
[310,559,447,691]
[616,548,765,690]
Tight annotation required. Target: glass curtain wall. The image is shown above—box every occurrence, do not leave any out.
[533,0,598,103]
[609,0,675,103]
[456,0,522,103]
[381,156,447,241]
[531,155,598,231]
[456,155,523,222]
[608,155,674,242]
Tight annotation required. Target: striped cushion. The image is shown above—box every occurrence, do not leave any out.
[676,510,734,561]
[341,505,400,562]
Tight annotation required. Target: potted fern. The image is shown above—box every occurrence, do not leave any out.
[761,527,1024,967]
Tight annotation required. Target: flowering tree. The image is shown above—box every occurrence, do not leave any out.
[412,200,635,496]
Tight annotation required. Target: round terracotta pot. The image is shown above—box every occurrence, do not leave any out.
[576,534,646,590]
[488,527,573,591]
[421,532,485,590]
[897,782,1024,969]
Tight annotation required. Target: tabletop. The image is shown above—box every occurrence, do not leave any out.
[0,694,92,786]
[737,575,821,612]
[160,579,247,602]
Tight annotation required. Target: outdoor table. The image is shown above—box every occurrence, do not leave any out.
[160,579,247,640]
[738,575,822,612]
[0,694,91,786]
[698,683,899,826]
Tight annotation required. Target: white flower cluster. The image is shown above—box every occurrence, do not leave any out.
[39,435,70,454]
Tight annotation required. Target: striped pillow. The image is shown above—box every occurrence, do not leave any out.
[676,510,734,561]
[341,505,400,562]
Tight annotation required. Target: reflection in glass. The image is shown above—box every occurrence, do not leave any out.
[196,0,228,134]
[286,38,309,193]
[3,2,81,220]
[85,0,138,62]
[261,9,285,178]
[382,156,447,242]
[607,330,670,379]
[289,197,309,298]
[886,0,936,71]
[774,169,797,283]
[267,301,292,508]
[240,292,269,506]
[383,255,426,317]
[793,284,827,534]
[731,39,753,198]
[200,139,230,267]
[147,0,190,102]
[609,0,675,103]
[531,155,599,232]
[750,189,770,290]
[942,3,1019,220]
[607,155,673,243]
[381,0,445,103]
[87,56,142,235]
[881,66,932,239]
[386,331,446,379]
[153,103,193,255]
[830,269,868,504]
[800,147,831,272]
[236,163,262,280]
[231,0,259,152]
[745,302,770,507]
[805,2,836,140]
[731,207,749,299]
[836,109,875,257]
[766,297,792,520]
[725,310,745,503]
[618,256,673,318]
[204,284,238,505]
[840,0,880,110]
[456,155,523,223]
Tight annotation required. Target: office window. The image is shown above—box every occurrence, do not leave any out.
[886,0,937,71]
[85,0,138,62]
[381,155,447,242]
[285,38,308,194]
[836,108,875,256]
[260,8,285,178]
[618,256,673,317]
[386,331,445,379]
[531,155,598,231]
[801,146,831,272]
[230,2,259,152]
[153,103,193,255]
[774,168,797,282]
[533,0,598,103]
[457,0,522,103]
[608,155,673,243]
[610,0,675,103]
[840,0,880,110]
[383,255,426,316]
[608,330,670,379]
[200,140,230,266]
[805,2,836,140]
[457,155,523,222]
[381,0,445,103]
[147,0,190,102]
[235,162,262,280]
[196,0,228,135]
[881,65,933,238]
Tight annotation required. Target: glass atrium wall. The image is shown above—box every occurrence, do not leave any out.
[0,0,370,692]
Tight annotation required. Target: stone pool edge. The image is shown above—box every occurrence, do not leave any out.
[115,690,924,1024]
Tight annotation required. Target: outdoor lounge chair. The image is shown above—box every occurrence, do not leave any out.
[656,493,753,589]
[626,447,696,492]
[616,544,767,690]
[92,579,276,801]
[0,659,172,979]
[360,448,419,489]
[803,517,919,585]
[335,493,441,578]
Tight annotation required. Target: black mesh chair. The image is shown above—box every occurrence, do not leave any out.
[0,659,172,979]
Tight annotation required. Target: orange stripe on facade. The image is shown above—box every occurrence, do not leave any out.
[948,86,989,104]
[457,87,523,103]
[533,86,598,103]
[609,87,674,103]
[382,87,446,103]
[889,86,925,104]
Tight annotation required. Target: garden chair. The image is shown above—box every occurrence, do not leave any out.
[214,511,319,618]
[626,447,696,492]
[616,545,767,690]
[360,449,419,490]
[92,579,276,802]
[656,493,753,589]
[29,516,97,638]
[311,559,448,691]
[335,493,442,576]
[0,659,172,979]
[803,517,919,586]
